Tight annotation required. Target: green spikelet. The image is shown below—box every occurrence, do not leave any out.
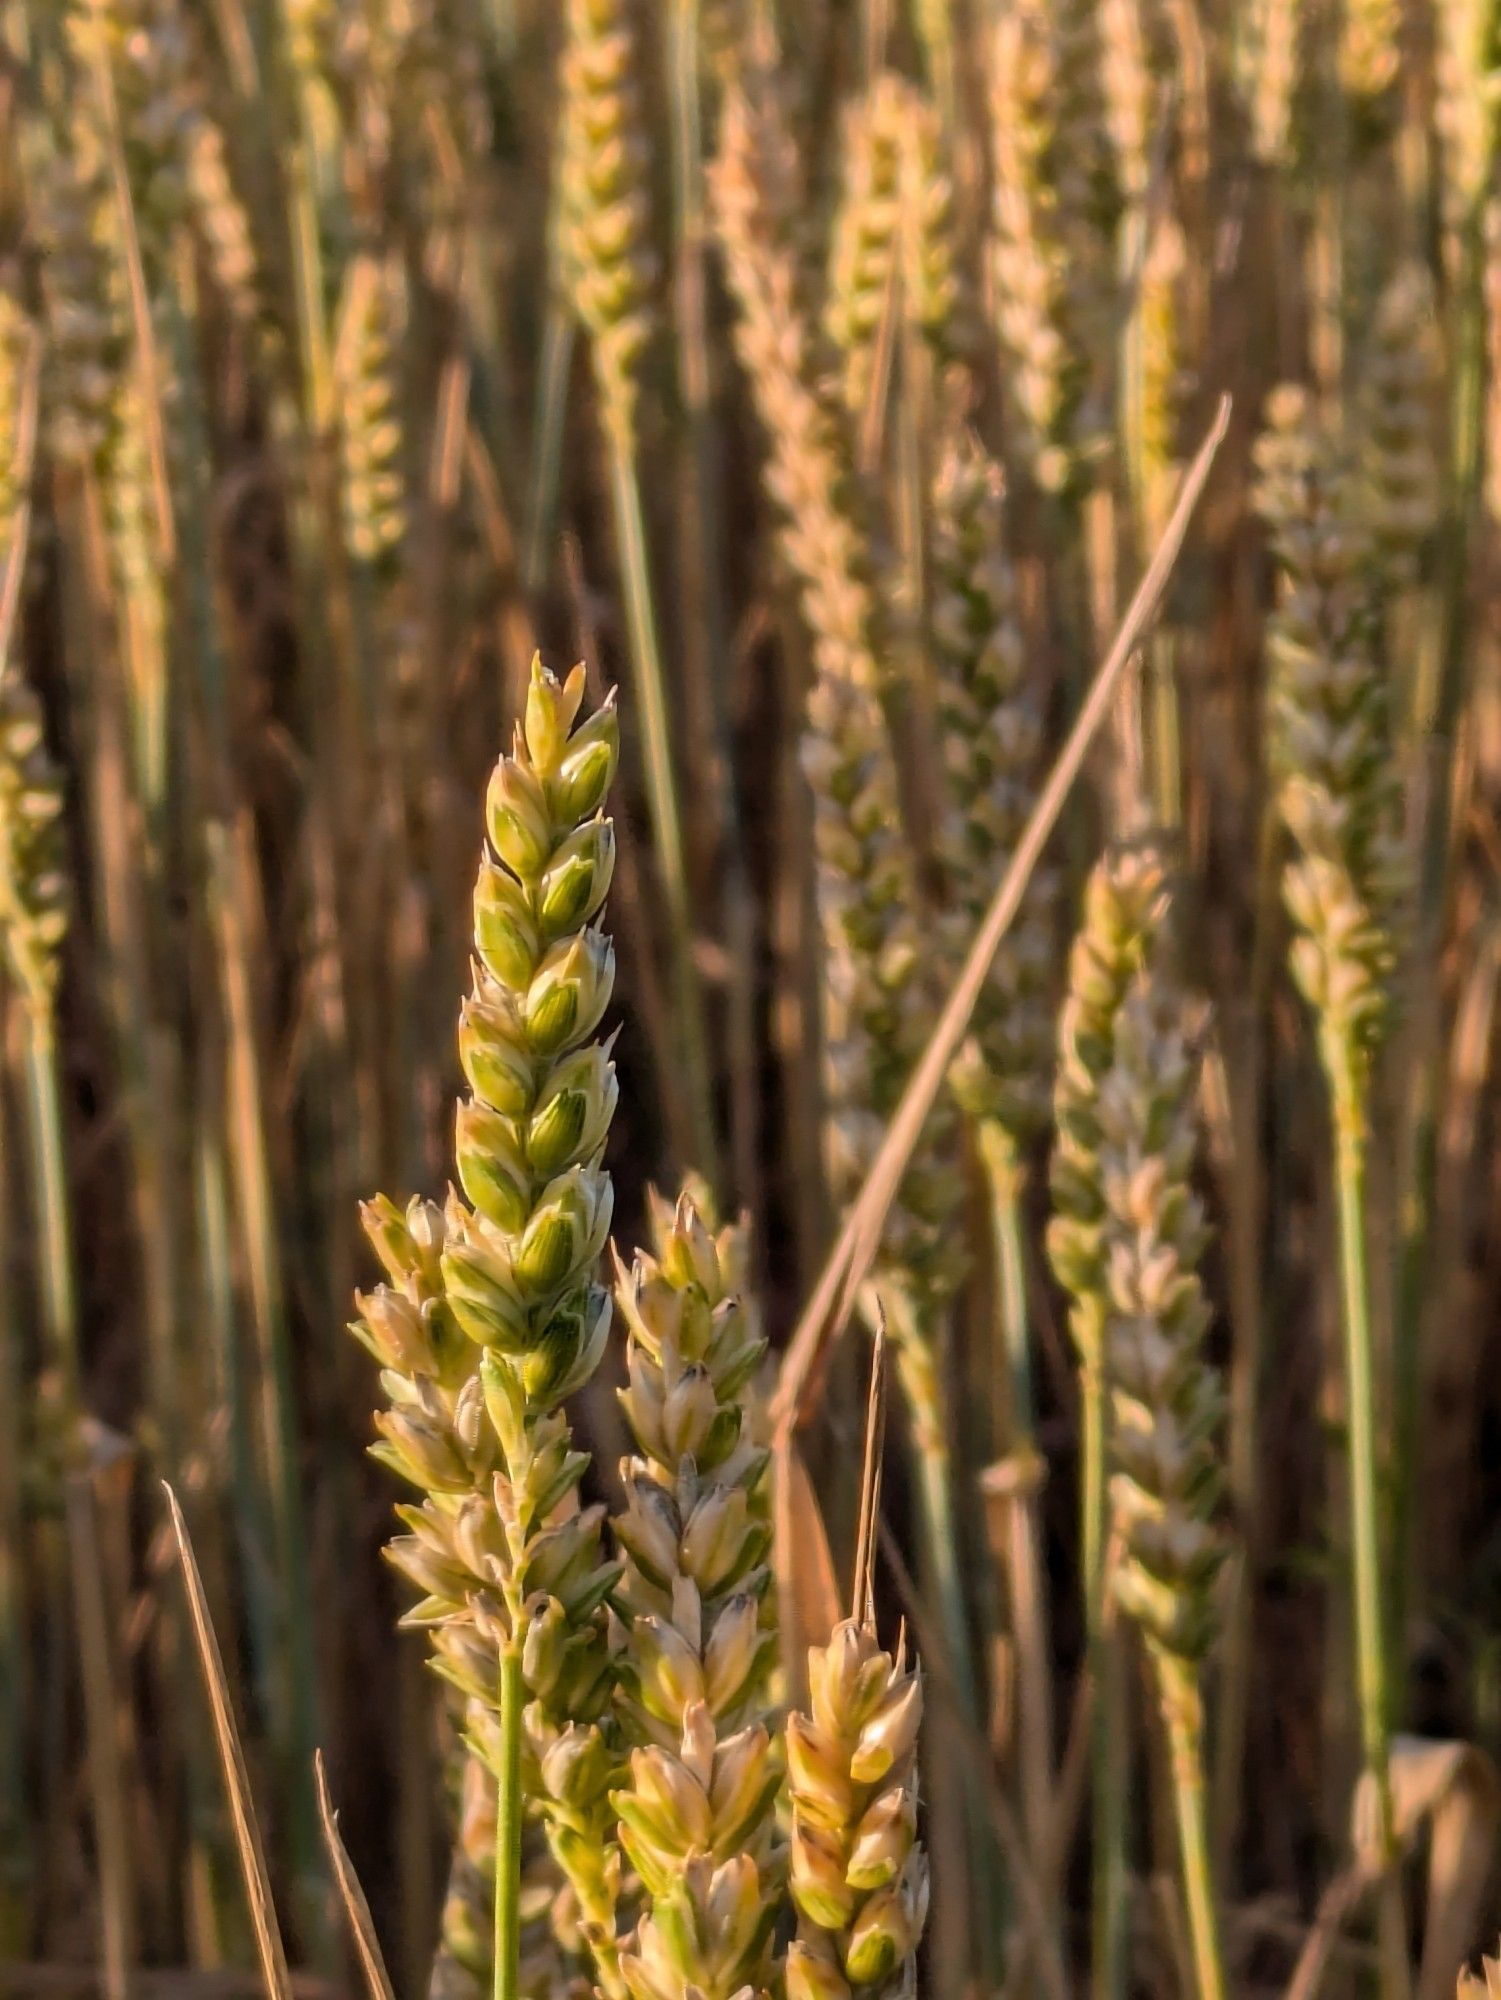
[784,1619,929,2000]
[610,1189,781,2000]
[335,255,407,573]
[930,428,1057,1142]
[354,658,628,1997]
[1253,386,1407,1084]
[560,0,659,441]
[0,675,69,1018]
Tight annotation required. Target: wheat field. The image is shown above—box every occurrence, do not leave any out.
[3,4,1501,1999]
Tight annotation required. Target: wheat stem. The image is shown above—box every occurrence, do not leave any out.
[1326,1050,1393,1841]
[1161,1672,1225,2000]
[491,1643,524,2000]
[978,1121,1058,1949]
[605,431,719,1181]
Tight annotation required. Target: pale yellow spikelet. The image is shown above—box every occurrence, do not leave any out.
[1099,0,1156,207]
[1254,386,1408,1084]
[1457,1944,1501,2000]
[560,0,659,441]
[785,1619,929,2000]
[826,74,968,420]
[1238,0,1302,168]
[335,255,408,573]
[610,1188,781,2000]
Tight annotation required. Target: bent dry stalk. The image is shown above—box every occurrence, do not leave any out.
[353,659,627,2000]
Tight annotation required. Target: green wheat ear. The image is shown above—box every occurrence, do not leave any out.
[354,658,630,1998]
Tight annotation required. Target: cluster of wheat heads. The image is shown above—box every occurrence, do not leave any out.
[354,663,929,2000]
[6,3,1501,2000]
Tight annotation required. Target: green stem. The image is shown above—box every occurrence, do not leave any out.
[980,1125,1060,1966]
[1161,1668,1226,2000]
[492,1642,524,2000]
[1328,1045,1409,2000]
[603,429,719,1182]
[1082,1358,1127,2000]
[522,304,576,595]
[1327,1054,1393,1850]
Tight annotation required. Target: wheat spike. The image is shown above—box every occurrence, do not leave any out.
[354,659,628,1995]
[560,0,659,441]
[1357,263,1442,575]
[1100,975,1225,1668]
[1047,837,1174,1387]
[1254,386,1407,1084]
[988,0,1109,492]
[608,1184,780,2000]
[335,255,408,574]
[930,427,1058,1141]
[610,1188,782,2000]
[27,129,129,469]
[785,1619,929,2000]
[1238,0,1302,168]
[712,78,961,1295]
[825,78,908,422]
